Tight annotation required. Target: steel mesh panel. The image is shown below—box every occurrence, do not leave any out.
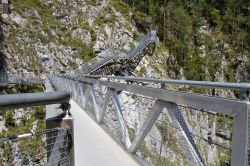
[0,128,70,166]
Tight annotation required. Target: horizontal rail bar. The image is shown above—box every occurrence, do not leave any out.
[0,127,65,142]
[0,81,43,86]
[61,75,248,117]
[80,75,250,91]
[0,92,71,109]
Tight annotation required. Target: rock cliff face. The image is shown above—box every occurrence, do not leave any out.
[0,0,240,165]
[0,0,140,75]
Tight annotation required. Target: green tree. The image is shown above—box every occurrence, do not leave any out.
[184,49,206,80]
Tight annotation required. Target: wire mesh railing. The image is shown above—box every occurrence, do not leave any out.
[119,93,232,165]
[0,128,70,166]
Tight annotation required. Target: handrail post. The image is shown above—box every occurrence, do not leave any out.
[61,113,75,166]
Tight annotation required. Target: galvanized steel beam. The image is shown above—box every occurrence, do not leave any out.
[164,102,204,166]
[81,85,91,110]
[83,75,250,91]
[129,100,166,153]
[111,90,131,149]
[89,84,101,121]
[98,88,112,124]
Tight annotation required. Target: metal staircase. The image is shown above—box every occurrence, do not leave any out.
[80,30,157,76]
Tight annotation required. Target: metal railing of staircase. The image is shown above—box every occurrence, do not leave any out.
[80,30,157,75]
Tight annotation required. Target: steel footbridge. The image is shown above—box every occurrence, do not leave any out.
[0,30,250,166]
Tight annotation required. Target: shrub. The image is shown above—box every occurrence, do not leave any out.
[34,107,45,121]
[4,112,15,127]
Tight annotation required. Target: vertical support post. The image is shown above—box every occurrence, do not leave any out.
[67,80,73,92]
[82,85,90,110]
[61,114,74,166]
[231,102,249,166]
[77,82,84,103]
[63,78,69,90]
[129,100,165,153]
[247,102,250,166]
[78,83,85,107]
[66,79,71,91]
[28,73,30,84]
[89,84,100,121]
[111,89,131,149]
[240,90,249,101]
[72,82,77,101]
[64,78,69,90]
[98,88,112,124]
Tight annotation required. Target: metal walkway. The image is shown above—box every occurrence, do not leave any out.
[69,100,139,166]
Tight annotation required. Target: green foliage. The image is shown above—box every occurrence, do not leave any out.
[128,127,136,141]
[58,36,95,62]
[85,0,98,6]
[0,85,43,94]
[217,146,231,165]
[216,114,233,132]
[184,49,206,81]
[68,61,78,69]
[11,0,42,10]
[139,140,175,166]
[2,149,10,158]
[4,112,15,128]
[18,85,44,93]
[18,136,45,161]
[123,0,250,81]
[34,106,45,121]
[110,0,130,19]
[156,121,184,158]
[79,43,95,61]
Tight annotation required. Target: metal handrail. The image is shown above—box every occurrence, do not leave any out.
[0,91,71,109]
[80,75,250,91]
[127,30,156,59]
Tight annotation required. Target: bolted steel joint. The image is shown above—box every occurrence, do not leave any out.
[59,101,71,116]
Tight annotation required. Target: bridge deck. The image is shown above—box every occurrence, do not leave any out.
[70,100,139,166]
